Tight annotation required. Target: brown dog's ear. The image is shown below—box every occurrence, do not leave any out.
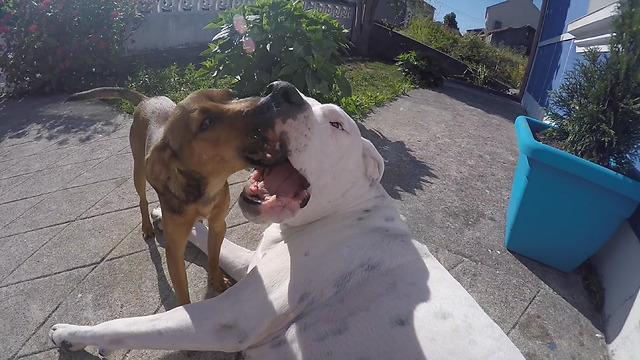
[146,140,206,212]
[146,140,176,187]
[200,89,236,103]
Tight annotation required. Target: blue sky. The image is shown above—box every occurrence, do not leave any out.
[430,0,543,32]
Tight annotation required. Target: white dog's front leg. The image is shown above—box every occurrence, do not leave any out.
[187,221,254,281]
[154,209,255,281]
[51,269,283,355]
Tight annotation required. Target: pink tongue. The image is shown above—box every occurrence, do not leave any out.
[263,161,305,198]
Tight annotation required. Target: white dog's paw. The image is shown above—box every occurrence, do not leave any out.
[49,324,88,352]
[151,206,163,231]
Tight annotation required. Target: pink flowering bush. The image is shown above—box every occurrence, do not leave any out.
[0,0,140,95]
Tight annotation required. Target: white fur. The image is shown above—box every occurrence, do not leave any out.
[50,92,525,359]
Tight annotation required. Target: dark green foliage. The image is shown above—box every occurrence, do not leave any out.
[200,0,351,101]
[395,51,446,87]
[542,0,640,174]
[0,0,140,96]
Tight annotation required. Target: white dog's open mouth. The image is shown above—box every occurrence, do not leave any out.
[240,158,310,213]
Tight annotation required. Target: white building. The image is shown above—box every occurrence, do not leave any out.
[485,0,541,31]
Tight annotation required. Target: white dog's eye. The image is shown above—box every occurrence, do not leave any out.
[330,122,344,131]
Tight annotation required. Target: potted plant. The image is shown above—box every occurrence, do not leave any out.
[505,0,640,272]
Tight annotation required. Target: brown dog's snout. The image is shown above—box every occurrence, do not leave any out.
[244,130,286,167]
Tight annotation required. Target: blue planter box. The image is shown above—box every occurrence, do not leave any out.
[505,116,640,272]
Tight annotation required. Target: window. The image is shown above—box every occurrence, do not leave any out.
[494,20,502,30]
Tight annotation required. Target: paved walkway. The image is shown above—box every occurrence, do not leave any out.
[0,82,608,359]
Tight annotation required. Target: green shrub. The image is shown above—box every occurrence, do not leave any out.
[402,18,459,54]
[401,19,528,89]
[395,51,445,87]
[451,34,527,88]
[0,0,140,96]
[200,0,351,101]
[542,0,640,174]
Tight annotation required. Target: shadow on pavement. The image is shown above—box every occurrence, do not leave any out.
[514,253,605,332]
[359,125,437,200]
[0,94,124,145]
[432,81,526,122]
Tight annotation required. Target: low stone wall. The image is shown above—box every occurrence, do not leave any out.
[125,0,356,53]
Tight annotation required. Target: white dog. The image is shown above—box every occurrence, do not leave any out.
[50,82,524,359]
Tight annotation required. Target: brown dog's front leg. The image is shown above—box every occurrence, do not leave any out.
[208,184,232,293]
[162,213,195,306]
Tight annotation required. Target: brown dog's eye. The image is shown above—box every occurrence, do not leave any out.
[199,117,213,132]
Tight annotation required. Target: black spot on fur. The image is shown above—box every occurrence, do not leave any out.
[269,336,287,349]
[364,262,381,274]
[334,271,354,295]
[391,315,412,328]
[304,251,309,257]
[357,217,365,221]
[384,216,395,222]
[363,209,371,213]
[298,291,311,305]
[313,320,349,343]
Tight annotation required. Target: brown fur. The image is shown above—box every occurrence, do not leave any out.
[67,87,266,305]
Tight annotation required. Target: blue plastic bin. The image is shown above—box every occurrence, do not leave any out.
[505,116,640,272]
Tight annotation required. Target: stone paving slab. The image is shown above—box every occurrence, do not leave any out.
[2,159,103,203]
[0,82,610,359]
[1,267,91,358]
[0,224,66,282]
[2,207,141,286]
[1,178,127,237]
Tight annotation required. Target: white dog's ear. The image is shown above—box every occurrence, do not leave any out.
[362,138,384,182]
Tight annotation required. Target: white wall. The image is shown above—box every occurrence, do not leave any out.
[485,0,540,30]
[588,0,618,13]
[593,221,640,360]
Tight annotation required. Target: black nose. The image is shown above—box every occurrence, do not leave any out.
[267,81,304,106]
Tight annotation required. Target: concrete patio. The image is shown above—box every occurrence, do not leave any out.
[0,81,608,359]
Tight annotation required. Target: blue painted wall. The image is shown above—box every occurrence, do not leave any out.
[525,0,590,112]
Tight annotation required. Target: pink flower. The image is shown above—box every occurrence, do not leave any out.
[0,25,8,34]
[4,14,13,21]
[56,3,63,10]
[88,34,99,42]
[111,11,121,18]
[56,46,64,55]
[242,37,255,54]
[233,14,247,34]
[96,42,107,50]
[42,0,52,5]
[27,25,39,33]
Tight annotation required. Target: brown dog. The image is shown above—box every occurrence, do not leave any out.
[66,87,275,306]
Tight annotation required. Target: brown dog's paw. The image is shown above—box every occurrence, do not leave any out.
[142,223,155,239]
[209,274,233,294]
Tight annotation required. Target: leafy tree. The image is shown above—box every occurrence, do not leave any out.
[443,12,459,31]
[542,0,640,174]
